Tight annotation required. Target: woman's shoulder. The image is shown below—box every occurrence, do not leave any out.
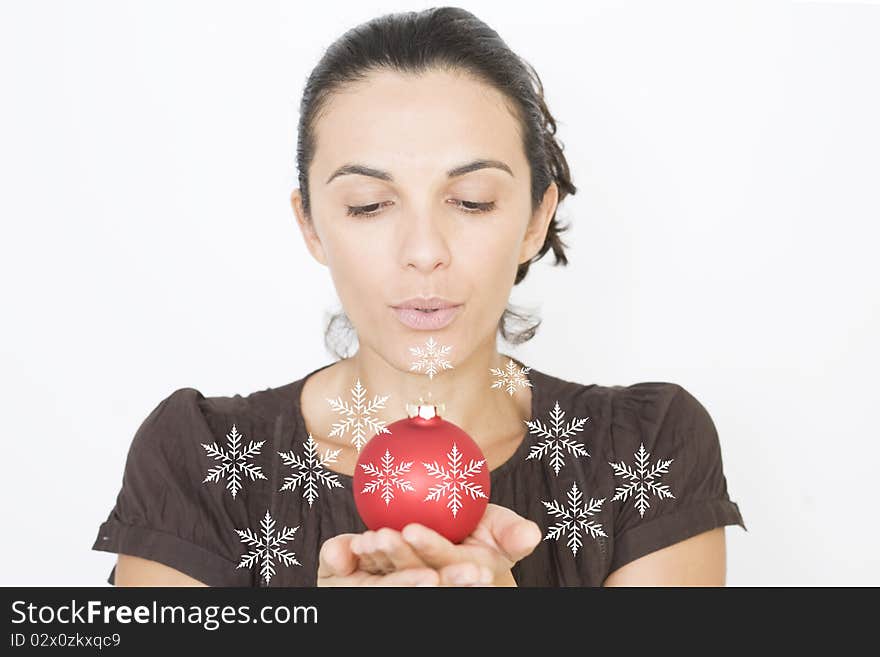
[128,363,336,456]
[162,374,306,425]
[529,365,687,417]
[520,367,744,581]
[527,366,713,454]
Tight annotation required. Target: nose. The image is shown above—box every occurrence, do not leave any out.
[399,211,452,274]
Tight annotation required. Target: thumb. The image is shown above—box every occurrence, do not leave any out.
[499,518,543,564]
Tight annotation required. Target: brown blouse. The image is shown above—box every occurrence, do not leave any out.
[91,360,747,586]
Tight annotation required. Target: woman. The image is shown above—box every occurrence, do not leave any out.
[92,7,746,587]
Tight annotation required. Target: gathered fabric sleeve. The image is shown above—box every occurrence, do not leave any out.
[606,382,747,576]
[91,387,254,587]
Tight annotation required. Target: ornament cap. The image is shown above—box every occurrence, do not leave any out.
[405,393,445,420]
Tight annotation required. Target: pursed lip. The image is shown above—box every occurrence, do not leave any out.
[391,304,462,331]
[391,296,463,310]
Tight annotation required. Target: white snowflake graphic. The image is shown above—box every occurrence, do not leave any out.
[525,401,591,476]
[326,378,391,453]
[490,358,533,395]
[201,423,266,499]
[277,434,344,507]
[359,448,416,506]
[423,442,488,518]
[542,481,607,556]
[608,442,676,517]
[235,509,300,585]
[409,337,454,380]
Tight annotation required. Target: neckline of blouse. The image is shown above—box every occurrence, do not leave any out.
[287,357,541,483]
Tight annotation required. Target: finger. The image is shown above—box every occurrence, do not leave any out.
[464,565,497,587]
[355,527,428,574]
[372,527,429,571]
[482,505,543,563]
[318,570,370,587]
[317,533,359,579]
[352,531,384,574]
[371,545,394,575]
[498,517,543,563]
[401,523,467,570]
[368,528,399,574]
[438,562,493,587]
[373,568,440,587]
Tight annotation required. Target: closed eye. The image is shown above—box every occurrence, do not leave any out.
[346,199,496,218]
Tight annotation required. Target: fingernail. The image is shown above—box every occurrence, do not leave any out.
[451,571,475,585]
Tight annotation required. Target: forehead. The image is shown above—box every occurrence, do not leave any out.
[311,68,524,182]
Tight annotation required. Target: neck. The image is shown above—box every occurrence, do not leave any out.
[337,335,530,446]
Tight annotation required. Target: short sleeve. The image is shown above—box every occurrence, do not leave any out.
[91,387,253,586]
[606,383,747,575]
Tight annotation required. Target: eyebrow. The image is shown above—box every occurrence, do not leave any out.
[324,158,514,185]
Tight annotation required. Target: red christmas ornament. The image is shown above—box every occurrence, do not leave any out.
[353,399,490,544]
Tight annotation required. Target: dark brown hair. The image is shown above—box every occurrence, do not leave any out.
[294,7,576,359]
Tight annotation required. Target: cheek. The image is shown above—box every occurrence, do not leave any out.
[453,227,521,325]
[456,223,522,283]
[322,226,390,311]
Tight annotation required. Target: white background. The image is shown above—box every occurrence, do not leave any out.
[1,0,878,586]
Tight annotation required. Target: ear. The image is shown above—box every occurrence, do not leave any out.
[291,188,328,266]
[519,181,559,265]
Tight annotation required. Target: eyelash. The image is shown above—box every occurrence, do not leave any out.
[345,199,496,218]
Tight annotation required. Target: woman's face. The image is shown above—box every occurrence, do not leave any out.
[292,67,557,369]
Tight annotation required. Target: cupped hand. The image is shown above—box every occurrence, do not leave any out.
[347,503,543,587]
[316,531,433,586]
[317,528,493,586]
